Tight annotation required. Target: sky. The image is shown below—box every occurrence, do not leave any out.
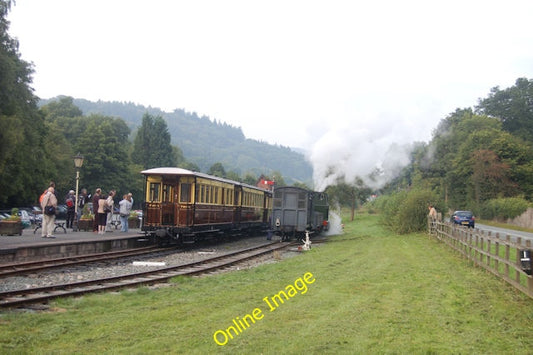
[7,0,533,189]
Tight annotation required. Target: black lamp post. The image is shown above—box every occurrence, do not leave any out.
[73,153,84,231]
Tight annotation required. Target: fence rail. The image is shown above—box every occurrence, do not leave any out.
[429,216,533,298]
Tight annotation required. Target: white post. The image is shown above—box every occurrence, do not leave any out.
[302,230,312,251]
[74,170,80,231]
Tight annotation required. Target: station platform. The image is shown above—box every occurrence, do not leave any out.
[0,225,152,264]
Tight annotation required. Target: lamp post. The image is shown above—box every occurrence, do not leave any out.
[73,153,84,232]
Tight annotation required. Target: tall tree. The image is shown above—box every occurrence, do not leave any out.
[132,113,176,169]
[476,77,533,143]
[0,0,49,206]
[76,114,132,195]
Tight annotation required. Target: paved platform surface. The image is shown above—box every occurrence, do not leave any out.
[0,224,145,251]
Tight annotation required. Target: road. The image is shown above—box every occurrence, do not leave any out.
[476,223,533,246]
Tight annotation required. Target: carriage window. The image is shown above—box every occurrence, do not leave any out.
[298,192,306,209]
[180,183,191,203]
[162,184,173,202]
[214,187,218,204]
[149,183,160,202]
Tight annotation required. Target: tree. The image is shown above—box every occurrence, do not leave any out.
[208,162,226,177]
[470,150,515,204]
[476,77,533,143]
[132,113,176,169]
[242,173,258,186]
[0,0,49,206]
[76,114,132,194]
[39,96,83,120]
[326,177,372,221]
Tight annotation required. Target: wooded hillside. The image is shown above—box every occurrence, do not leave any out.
[46,98,313,184]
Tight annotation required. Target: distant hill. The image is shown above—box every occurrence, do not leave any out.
[40,98,313,185]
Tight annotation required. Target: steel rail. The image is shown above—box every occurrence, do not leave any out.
[0,246,172,278]
[0,241,298,308]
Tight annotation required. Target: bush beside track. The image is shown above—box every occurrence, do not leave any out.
[0,213,532,354]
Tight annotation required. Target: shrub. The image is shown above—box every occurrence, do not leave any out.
[374,189,442,234]
[479,197,530,220]
[395,188,442,234]
[376,190,408,228]
[81,204,93,219]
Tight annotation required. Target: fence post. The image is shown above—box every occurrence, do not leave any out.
[525,240,533,297]
[516,237,522,284]
[505,235,510,279]
[495,238,500,275]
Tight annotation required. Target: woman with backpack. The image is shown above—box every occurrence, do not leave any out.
[65,190,76,229]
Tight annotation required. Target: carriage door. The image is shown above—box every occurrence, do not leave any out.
[161,182,175,225]
[177,177,194,226]
[233,186,242,223]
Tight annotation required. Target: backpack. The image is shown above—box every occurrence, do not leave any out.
[39,190,47,204]
[66,197,74,208]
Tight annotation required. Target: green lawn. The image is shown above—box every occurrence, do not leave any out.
[1,213,532,354]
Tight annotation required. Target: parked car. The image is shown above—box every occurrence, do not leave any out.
[450,210,475,228]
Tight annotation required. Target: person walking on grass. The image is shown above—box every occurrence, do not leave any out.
[428,205,437,233]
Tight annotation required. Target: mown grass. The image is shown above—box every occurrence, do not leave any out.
[1,213,532,354]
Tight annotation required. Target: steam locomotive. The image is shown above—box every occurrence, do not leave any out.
[271,186,329,241]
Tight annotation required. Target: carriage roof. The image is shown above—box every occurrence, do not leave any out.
[140,167,270,192]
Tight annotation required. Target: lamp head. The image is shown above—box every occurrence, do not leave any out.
[74,153,84,169]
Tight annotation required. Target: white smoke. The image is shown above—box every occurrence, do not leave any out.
[324,210,343,236]
[308,113,418,192]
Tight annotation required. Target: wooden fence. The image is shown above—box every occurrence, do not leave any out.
[429,215,533,298]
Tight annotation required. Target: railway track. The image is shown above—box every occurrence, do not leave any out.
[0,241,298,309]
[0,246,173,278]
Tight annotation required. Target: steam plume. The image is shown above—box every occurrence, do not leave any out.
[308,115,416,191]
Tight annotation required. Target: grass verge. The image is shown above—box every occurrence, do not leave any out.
[1,213,532,354]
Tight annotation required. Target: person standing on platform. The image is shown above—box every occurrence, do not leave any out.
[97,193,108,235]
[105,190,116,232]
[65,190,76,229]
[92,188,101,233]
[119,194,133,232]
[77,188,88,222]
[40,187,57,238]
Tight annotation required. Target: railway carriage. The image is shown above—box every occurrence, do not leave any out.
[271,186,329,241]
[141,167,272,244]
